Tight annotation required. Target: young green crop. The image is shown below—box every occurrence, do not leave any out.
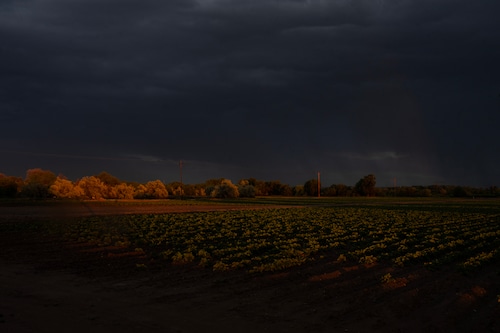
[63,204,500,273]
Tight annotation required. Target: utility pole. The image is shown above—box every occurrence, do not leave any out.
[317,171,321,198]
[179,160,183,186]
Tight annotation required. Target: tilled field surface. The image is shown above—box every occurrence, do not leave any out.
[1,203,499,333]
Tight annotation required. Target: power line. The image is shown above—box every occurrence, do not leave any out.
[0,149,132,161]
[179,160,183,185]
[317,171,321,198]
[0,149,175,164]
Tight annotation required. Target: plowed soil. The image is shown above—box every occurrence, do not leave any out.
[1,203,499,332]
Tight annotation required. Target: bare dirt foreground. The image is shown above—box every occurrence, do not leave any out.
[1,203,499,333]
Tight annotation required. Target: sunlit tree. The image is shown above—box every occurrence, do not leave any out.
[112,183,135,199]
[25,168,57,186]
[212,179,239,198]
[167,181,184,196]
[50,177,84,199]
[133,184,148,199]
[135,180,168,199]
[145,180,169,198]
[77,176,107,200]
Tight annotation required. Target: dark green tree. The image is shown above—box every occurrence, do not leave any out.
[304,179,319,196]
[0,174,22,197]
[355,174,376,197]
[264,180,289,196]
[203,178,224,197]
[333,184,349,196]
[20,168,57,198]
[452,186,471,198]
[95,171,121,186]
[238,180,256,198]
[293,185,305,196]
[238,184,256,198]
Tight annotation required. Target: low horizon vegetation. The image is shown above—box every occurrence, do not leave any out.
[1,168,499,200]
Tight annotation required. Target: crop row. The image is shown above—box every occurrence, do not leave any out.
[64,206,500,273]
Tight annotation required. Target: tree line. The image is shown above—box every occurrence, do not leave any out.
[0,168,498,200]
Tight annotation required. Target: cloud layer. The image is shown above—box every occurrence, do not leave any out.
[1,0,499,186]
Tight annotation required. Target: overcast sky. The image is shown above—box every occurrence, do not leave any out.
[1,0,499,187]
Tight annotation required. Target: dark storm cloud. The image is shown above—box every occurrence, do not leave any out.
[1,0,499,186]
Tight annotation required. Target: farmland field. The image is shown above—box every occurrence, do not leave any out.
[1,198,499,332]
